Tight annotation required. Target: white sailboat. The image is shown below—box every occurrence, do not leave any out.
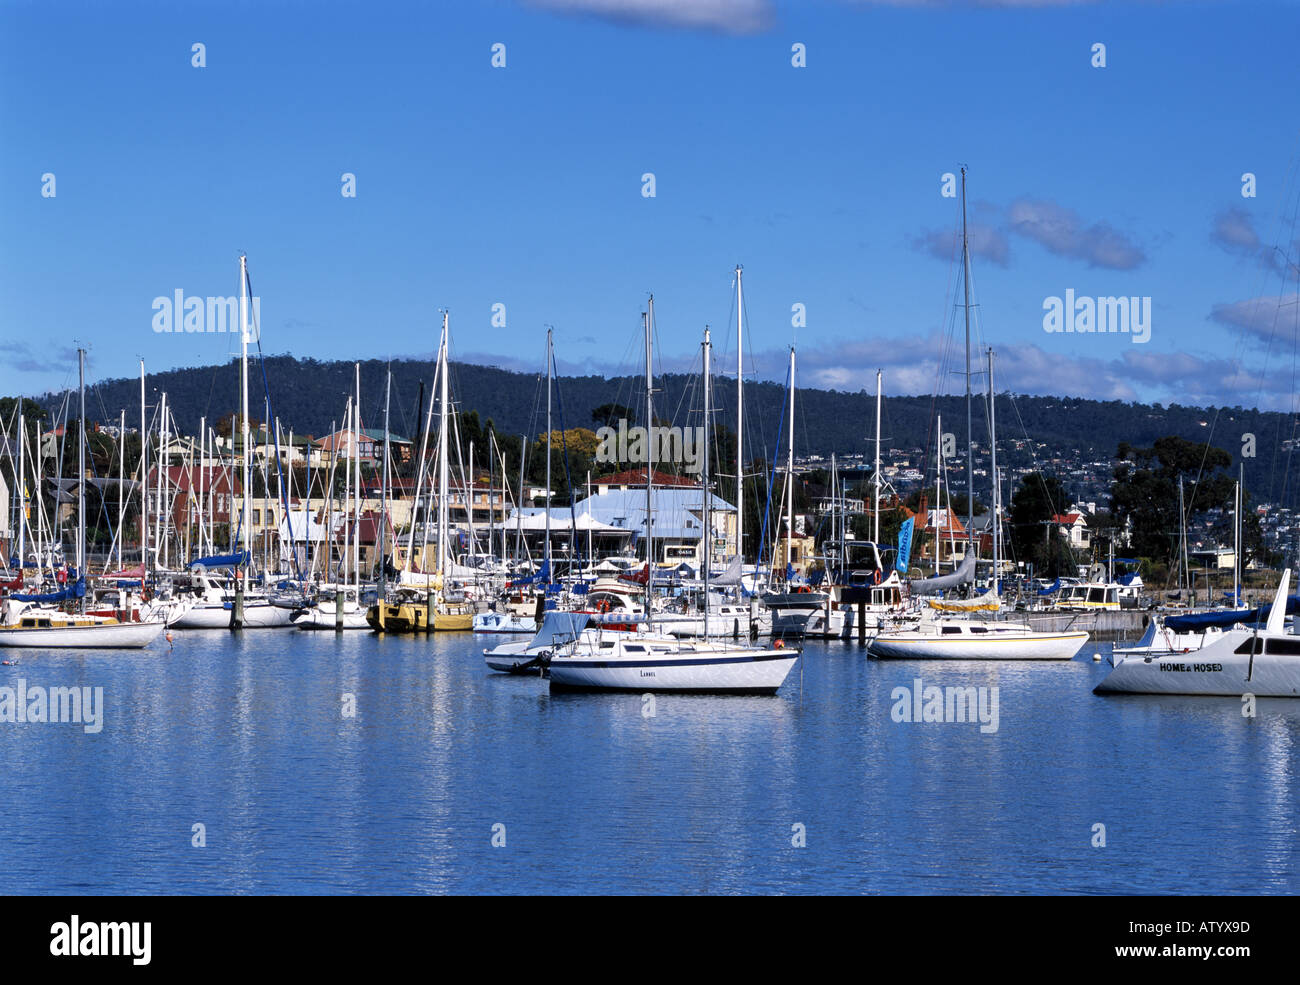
[292,584,371,630]
[172,256,293,629]
[0,350,166,649]
[367,311,474,631]
[294,367,373,630]
[871,190,1088,662]
[546,313,798,694]
[1096,569,1300,697]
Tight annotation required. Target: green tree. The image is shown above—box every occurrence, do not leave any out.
[1009,472,1074,577]
[1110,436,1235,562]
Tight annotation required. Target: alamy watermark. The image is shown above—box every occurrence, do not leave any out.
[151,290,261,338]
[890,677,999,734]
[595,418,704,474]
[1043,290,1150,343]
[1,679,104,733]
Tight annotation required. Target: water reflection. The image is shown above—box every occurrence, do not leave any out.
[0,634,1296,893]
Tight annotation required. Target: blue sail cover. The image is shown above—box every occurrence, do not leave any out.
[10,576,87,602]
[1037,578,1061,596]
[527,610,590,649]
[509,559,550,587]
[1164,596,1300,632]
[895,517,914,574]
[190,552,250,570]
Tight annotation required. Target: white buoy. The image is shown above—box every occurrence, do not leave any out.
[1092,652,1101,662]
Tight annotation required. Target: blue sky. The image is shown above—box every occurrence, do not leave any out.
[3,0,1300,411]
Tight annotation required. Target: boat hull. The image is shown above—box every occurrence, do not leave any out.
[547,649,798,693]
[472,612,536,634]
[0,620,166,649]
[1095,632,1300,696]
[171,600,295,629]
[293,608,372,630]
[870,631,1089,661]
[366,602,474,633]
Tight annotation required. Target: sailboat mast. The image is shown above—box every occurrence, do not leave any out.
[117,409,125,569]
[140,360,147,576]
[831,452,839,574]
[1235,463,1242,605]
[735,265,744,566]
[353,363,361,590]
[515,436,525,564]
[381,366,391,600]
[77,347,86,600]
[483,434,491,571]
[988,347,998,596]
[935,413,942,576]
[786,346,795,583]
[961,167,975,553]
[155,393,166,570]
[545,327,552,570]
[342,397,352,584]
[438,312,450,585]
[239,255,251,591]
[644,299,655,633]
[874,368,882,545]
[702,326,712,633]
[1178,476,1187,595]
[16,408,25,570]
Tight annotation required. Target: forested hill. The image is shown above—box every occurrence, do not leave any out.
[36,354,1296,496]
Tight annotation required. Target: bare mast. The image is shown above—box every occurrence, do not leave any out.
[644,298,655,632]
[785,346,795,584]
[961,167,975,555]
[735,265,744,566]
[239,255,251,591]
[702,326,712,633]
[874,368,882,546]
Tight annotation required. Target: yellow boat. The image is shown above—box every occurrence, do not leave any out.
[366,586,474,633]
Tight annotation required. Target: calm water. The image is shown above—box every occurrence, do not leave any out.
[1,630,1296,895]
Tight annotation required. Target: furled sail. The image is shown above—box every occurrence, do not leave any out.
[927,587,1000,612]
[908,554,975,594]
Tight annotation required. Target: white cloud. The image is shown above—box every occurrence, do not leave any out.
[464,330,1292,410]
[1007,198,1146,270]
[527,0,774,34]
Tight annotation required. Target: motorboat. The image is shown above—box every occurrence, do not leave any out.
[1095,569,1300,696]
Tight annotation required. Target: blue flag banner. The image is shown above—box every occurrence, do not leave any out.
[895,517,914,573]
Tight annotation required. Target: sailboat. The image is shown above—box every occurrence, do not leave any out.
[546,310,799,693]
[1096,569,1300,696]
[871,179,1088,661]
[0,350,166,649]
[295,367,373,629]
[171,256,293,629]
[822,372,909,640]
[367,311,474,632]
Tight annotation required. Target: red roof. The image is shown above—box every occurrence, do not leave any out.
[148,465,240,495]
[596,469,698,488]
[1052,513,1083,524]
[917,509,966,535]
[336,509,387,545]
